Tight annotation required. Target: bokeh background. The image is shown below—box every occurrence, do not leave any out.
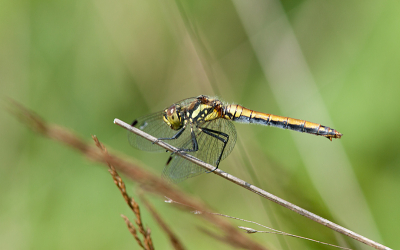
[1,0,400,249]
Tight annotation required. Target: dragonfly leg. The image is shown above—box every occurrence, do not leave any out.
[166,125,199,157]
[174,125,199,153]
[154,126,186,146]
[200,128,229,173]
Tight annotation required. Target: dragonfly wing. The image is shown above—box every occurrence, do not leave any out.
[176,96,198,107]
[162,118,237,183]
[128,109,199,152]
[162,154,205,183]
[198,118,237,162]
[128,112,180,152]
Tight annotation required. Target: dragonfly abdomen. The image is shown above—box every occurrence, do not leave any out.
[223,104,342,140]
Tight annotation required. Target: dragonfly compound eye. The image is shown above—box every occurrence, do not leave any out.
[163,104,183,130]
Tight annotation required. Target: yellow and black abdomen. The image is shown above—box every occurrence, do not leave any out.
[223,104,342,140]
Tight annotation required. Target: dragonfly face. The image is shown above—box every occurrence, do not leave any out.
[128,95,342,183]
[163,104,184,130]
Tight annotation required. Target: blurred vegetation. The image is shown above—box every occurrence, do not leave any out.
[1,0,400,249]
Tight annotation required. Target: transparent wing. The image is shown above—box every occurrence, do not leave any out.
[127,97,198,152]
[176,96,198,107]
[162,118,237,183]
[127,112,178,152]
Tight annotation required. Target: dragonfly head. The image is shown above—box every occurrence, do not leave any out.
[163,104,183,130]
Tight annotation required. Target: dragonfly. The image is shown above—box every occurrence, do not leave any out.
[128,95,342,183]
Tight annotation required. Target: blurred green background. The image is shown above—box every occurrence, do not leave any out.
[1,0,400,249]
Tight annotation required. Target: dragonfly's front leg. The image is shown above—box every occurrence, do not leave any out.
[152,126,186,153]
[159,123,198,154]
[199,127,229,172]
[157,126,186,141]
[165,124,199,166]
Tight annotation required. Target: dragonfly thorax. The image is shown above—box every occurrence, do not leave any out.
[163,104,184,130]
